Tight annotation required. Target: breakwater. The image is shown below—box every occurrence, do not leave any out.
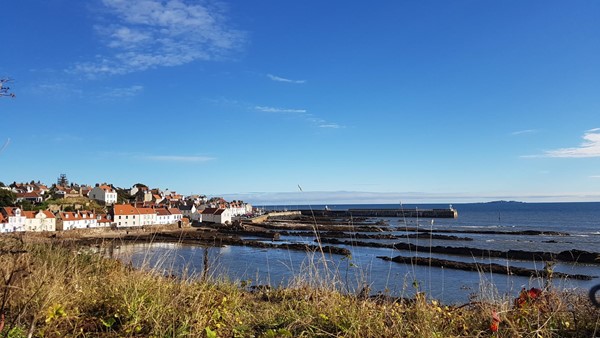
[300,208,458,218]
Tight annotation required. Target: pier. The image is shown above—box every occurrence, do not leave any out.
[299,207,458,219]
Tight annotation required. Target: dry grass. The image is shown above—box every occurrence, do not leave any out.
[1,235,599,337]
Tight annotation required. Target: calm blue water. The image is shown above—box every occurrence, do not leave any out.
[115,202,600,304]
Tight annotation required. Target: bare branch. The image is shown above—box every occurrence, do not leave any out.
[0,78,16,98]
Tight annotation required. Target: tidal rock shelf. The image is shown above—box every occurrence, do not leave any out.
[272,230,473,242]
[399,227,570,237]
[377,255,595,280]
[317,238,600,264]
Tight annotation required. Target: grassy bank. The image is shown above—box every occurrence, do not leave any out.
[1,236,599,337]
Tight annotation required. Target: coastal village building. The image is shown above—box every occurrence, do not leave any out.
[201,208,232,224]
[22,210,56,232]
[130,185,153,202]
[179,204,196,220]
[137,207,157,226]
[80,186,93,197]
[191,209,203,222]
[152,194,164,205]
[0,207,26,232]
[109,205,182,228]
[111,204,141,227]
[90,184,118,205]
[0,213,7,233]
[15,192,44,203]
[10,182,49,196]
[53,186,85,199]
[97,214,112,227]
[155,208,172,225]
[58,210,108,231]
[227,200,251,216]
[167,207,183,224]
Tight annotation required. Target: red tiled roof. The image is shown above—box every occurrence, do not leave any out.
[2,207,18,217]
[99,185,115,192]
[22,211,35,218]
[16,192,41,198]
[155,208,171,216]
[113,204,139,215]
[60,211,95,221]
[22,210,55,219]
[202,208,218,214]
[168,208,181,215]
[0,213,5,223]
[136,207,156,215]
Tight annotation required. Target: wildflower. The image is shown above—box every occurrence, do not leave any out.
[515,287,543,308]
[528,287,542,299]
[490,310,501,332]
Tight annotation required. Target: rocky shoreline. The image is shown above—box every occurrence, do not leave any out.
[377,255,595,280]
[48,213,600,281]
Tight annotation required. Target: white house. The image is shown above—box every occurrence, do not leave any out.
[90,185,118,205]
[16,192,44,204]
[137,207,157,226]
[191,209,203,222]
[111,204,141,227]
[201,208,232,224]
[155,208,172,225]
[179,204,196,219]
[1,207,26,232]
[23,210,56,232]
[97,214,112,227]
[59,211,99,230]
[227,201,248,217]
[0,213,7,232]
[167,207,183,224]
[0,213,11,233]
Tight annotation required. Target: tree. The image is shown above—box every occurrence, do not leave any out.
[115,187,131,204]
[57,174,69,187]
[0,190,16,207]
[0,78,15,98]
[19,200,34,211]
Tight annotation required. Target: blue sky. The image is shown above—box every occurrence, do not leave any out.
[1,0,600,204]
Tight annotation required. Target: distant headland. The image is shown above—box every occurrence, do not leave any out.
[482,200,525,204]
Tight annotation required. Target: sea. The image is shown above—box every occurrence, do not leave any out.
[113,202,600,304]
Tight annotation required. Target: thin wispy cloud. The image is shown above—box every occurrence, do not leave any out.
[0,138,10,155]
[74,0,244,76]
[267,74,306,84]
[590,175,600,179]
[511,129,538,136]
[319,123,343,129]
[536,128,600,158]
[100,85,144,98]
[254,105,345,129]
[143,155,215,162]
[254,106,307,114]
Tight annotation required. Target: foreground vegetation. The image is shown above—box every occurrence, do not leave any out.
[1,236,599,337]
